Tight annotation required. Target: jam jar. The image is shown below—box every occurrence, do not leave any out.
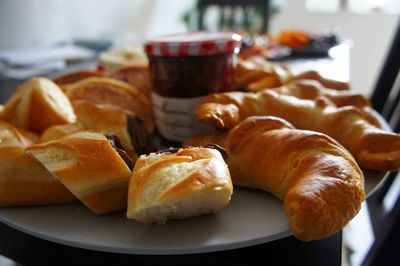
[145,32,241,142]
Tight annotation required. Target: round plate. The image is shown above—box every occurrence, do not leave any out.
[0,170,386,255]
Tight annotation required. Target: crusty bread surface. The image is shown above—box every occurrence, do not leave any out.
[127,147,233,224]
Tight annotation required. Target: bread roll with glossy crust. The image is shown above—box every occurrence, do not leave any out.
[127,147,233,224]
[234,56,349,91]
[27,131,132,214]
[65,77,154,133]
[184,116,365,241]
[72,100,152,159]
[0,120,76,207]
[110,65,152,100]
[40,123,83,142]
[195,90,400,171]
[268,80,369,107]
[267,80,381,128]
[53,70,105,86]
[1,77,76,133]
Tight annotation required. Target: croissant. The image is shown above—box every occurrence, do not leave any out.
[127,147,233,224]
[0,120,76,207]
[267,80,381,128]
[234,56,350,91]
[0,77,76,133]
[27,131,132,214]
[195,90,400,171]
[184,116,365,241]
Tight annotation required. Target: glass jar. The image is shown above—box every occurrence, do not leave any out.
[145,32,241,142]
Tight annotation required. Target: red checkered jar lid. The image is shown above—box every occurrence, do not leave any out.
[145,32,242,57]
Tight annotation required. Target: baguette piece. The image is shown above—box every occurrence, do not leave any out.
[0,120,76,207]
[127,147,233,224]
[1,77,76,133]
[65,77,153,133]
[27,131,132,214]
[196,90,400,171]
[184,116,365,241]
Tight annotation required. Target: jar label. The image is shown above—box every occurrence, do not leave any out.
[152,93,214,142]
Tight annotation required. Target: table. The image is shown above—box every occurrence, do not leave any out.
[0,221,342,266]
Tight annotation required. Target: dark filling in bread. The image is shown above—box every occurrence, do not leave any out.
[127,116,153,155]
[155,147,181,154]
[106,133,134,170]
[202,144,228,160]
[157,144,228,160]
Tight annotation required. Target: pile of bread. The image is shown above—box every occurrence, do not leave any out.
[0,55,399,243]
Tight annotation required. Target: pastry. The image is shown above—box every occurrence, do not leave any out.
[0,77,76,133]
[268,80,381,127]
[53,70,105,91]
[110,64,152,100]
[0,120,76,207]
[27,131,132,214]
[65,77,154,133]
[234,56,350,91]
[184,116,365,241]
[39,123,83,142]
[73,100,152,159]
[127,147,232,224]
[195,90,400,171]
[53,70,105,86]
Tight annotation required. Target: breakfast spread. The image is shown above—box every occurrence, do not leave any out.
[0,31,399,243]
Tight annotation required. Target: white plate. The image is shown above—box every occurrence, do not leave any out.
[0,170,387,255]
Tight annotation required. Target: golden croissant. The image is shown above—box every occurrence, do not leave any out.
[195,90,400,171]
[184,116,365,241]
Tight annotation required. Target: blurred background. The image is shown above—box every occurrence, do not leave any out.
[0,0,398,96]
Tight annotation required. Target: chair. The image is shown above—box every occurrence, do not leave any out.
[363,19,400,266]
[198,0,271,33]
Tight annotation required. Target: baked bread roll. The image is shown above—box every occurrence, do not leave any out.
[40,123,83,142]
[184,116,365,241]
[65,77,154,133]
[195,90,400,171]
[1,77,76,133]
[234,57,291,90]
[0,120,76,207]
[53,70,105,86]
[73,100,152,159]
[127,147,233,224]
[268,80,381,128]
[27,131,132,214]
[235,56,349,91]
[266,80,368,107]
[287,70,350,91]
[110,64,152,100]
